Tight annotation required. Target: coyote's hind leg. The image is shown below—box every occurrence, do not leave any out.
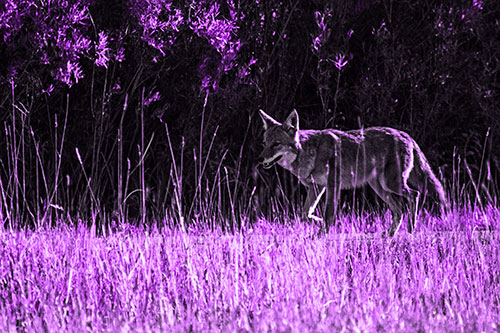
[368,178,404,237]
[405,187,420,233]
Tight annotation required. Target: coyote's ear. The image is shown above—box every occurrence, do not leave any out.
[283,109,299,133]
[259,109,281,130]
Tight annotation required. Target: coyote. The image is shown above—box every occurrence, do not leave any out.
[258,109,448,236]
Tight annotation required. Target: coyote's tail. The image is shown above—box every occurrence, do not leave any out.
[414,149,450,215]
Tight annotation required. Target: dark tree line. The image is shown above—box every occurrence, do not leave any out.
[0,0,498,230]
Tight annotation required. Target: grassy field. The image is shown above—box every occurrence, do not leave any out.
[0,207,499,332]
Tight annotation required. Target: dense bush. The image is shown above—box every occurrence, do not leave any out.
[0,0,499,228]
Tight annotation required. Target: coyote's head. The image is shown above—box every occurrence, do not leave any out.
[258,110,299,169]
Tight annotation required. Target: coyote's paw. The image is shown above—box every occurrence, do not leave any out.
[302,212,323,225]
[309,214,323,223]
[301,212,323,222]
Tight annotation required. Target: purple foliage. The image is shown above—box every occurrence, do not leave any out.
[0,0,129,87]
[95,31,111,68]
[0,0,91,86]
[312,10,330,53]
[1,0,246,90]
[189,1,241,91]
[128,0,183,56]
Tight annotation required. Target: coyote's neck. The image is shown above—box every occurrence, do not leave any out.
[280,149,317,185]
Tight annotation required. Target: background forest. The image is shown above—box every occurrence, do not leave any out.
[1,0,499,231]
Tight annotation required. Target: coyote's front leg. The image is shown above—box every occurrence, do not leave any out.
[302,186,325,224]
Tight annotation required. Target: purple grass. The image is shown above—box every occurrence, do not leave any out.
[0,208,499,331]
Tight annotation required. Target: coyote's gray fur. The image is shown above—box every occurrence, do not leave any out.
[258,109,448,236]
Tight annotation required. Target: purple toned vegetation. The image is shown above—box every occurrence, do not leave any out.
[0,208,499,331]
[0,1,499,331]
[0,0,244,90]
[1,0,92,87]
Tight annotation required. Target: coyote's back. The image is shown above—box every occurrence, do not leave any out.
[258,109,448,236]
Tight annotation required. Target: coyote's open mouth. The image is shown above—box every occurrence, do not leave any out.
[262,154,282,169]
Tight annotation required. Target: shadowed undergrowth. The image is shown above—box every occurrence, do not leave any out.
[0,207,498,332]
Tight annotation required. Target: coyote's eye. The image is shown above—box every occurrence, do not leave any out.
[271,143,280,149]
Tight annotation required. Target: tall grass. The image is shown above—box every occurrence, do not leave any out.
[0,210,499,331]
[1,79,499,332]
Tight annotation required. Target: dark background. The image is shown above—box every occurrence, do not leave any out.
[0,0,498,230]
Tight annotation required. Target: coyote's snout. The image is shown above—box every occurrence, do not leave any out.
[258,109,448,236]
